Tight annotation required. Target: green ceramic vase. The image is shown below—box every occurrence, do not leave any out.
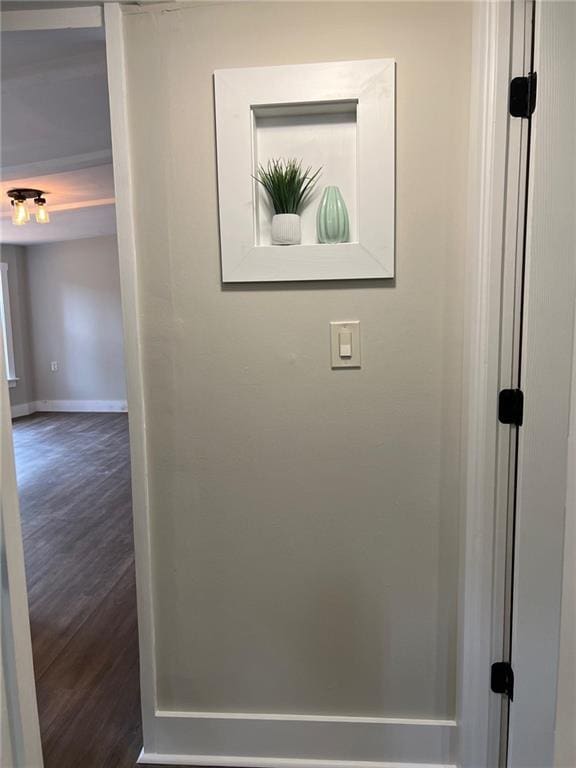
[317,186,350,244]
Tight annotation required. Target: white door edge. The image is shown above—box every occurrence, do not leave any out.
[0,329,43,766]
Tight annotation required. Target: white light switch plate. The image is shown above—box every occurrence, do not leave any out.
[330,321,361,368]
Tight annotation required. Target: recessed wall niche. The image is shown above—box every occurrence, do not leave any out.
[214,59,395,282]
[252,101,358,247]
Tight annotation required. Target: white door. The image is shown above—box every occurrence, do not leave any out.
[0,339,43,765]
[507,2,576,766]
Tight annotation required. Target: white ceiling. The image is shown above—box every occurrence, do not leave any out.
[0,164,116,244]
[0,17,116,244]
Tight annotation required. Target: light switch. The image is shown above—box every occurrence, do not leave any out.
[339,330,352,358]
[330,321,361,368]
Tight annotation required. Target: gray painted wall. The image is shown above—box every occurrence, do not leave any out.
[26,235,126,404]
[2,244,34,407]
[124,1,472,718]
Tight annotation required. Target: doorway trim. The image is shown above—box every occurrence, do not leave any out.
[104,1,158,751]
[457,2,533,767]
[1,353,44,767]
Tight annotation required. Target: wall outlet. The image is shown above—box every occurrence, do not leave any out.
[50,361,58,372]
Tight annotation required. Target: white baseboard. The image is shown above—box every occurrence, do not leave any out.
[137,753,456,768]
[11,402,35,418]
[33,399,127,413]
[11,400,128,417]
[137,713,456,768]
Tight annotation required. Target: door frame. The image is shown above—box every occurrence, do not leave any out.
[458,1,517,765]
[103,1,158,753]
[460,2,576,765]
[1,342,43,766]
[506,1,576,764]
[458,2,537,766]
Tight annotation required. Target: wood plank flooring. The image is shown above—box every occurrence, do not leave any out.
[13,412,144,768]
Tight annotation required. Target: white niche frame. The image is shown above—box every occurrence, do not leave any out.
[214,59,395,283]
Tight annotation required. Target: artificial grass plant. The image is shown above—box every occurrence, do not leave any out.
[254,158,321,215]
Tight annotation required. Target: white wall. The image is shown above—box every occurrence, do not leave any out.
[123,0,472,720]
[24,235,126,407]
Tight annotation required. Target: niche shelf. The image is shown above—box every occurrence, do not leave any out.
[214,59,395,283]
[253,101,358,247]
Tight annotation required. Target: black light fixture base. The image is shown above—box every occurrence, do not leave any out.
[7,188,46,202]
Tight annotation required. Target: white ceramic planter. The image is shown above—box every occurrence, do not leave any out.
[271,214,301,245]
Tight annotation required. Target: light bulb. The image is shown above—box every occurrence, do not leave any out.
[11,200,29,226]
[35,201,49,224]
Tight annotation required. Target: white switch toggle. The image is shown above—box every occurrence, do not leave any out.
[339,329,352,358]
[330,321,361,368]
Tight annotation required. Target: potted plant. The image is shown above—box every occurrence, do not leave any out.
[254,158,321,245]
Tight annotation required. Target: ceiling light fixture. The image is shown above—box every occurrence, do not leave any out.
[34,196,50,224]
[7,189,50,226]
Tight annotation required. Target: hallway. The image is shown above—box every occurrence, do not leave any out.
[13,412,141,768]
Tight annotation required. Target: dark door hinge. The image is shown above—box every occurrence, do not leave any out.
[491,661,514,700]
[499,389,524,426]
[509,72,537,118]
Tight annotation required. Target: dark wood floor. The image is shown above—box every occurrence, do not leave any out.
[13,412,144,768]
